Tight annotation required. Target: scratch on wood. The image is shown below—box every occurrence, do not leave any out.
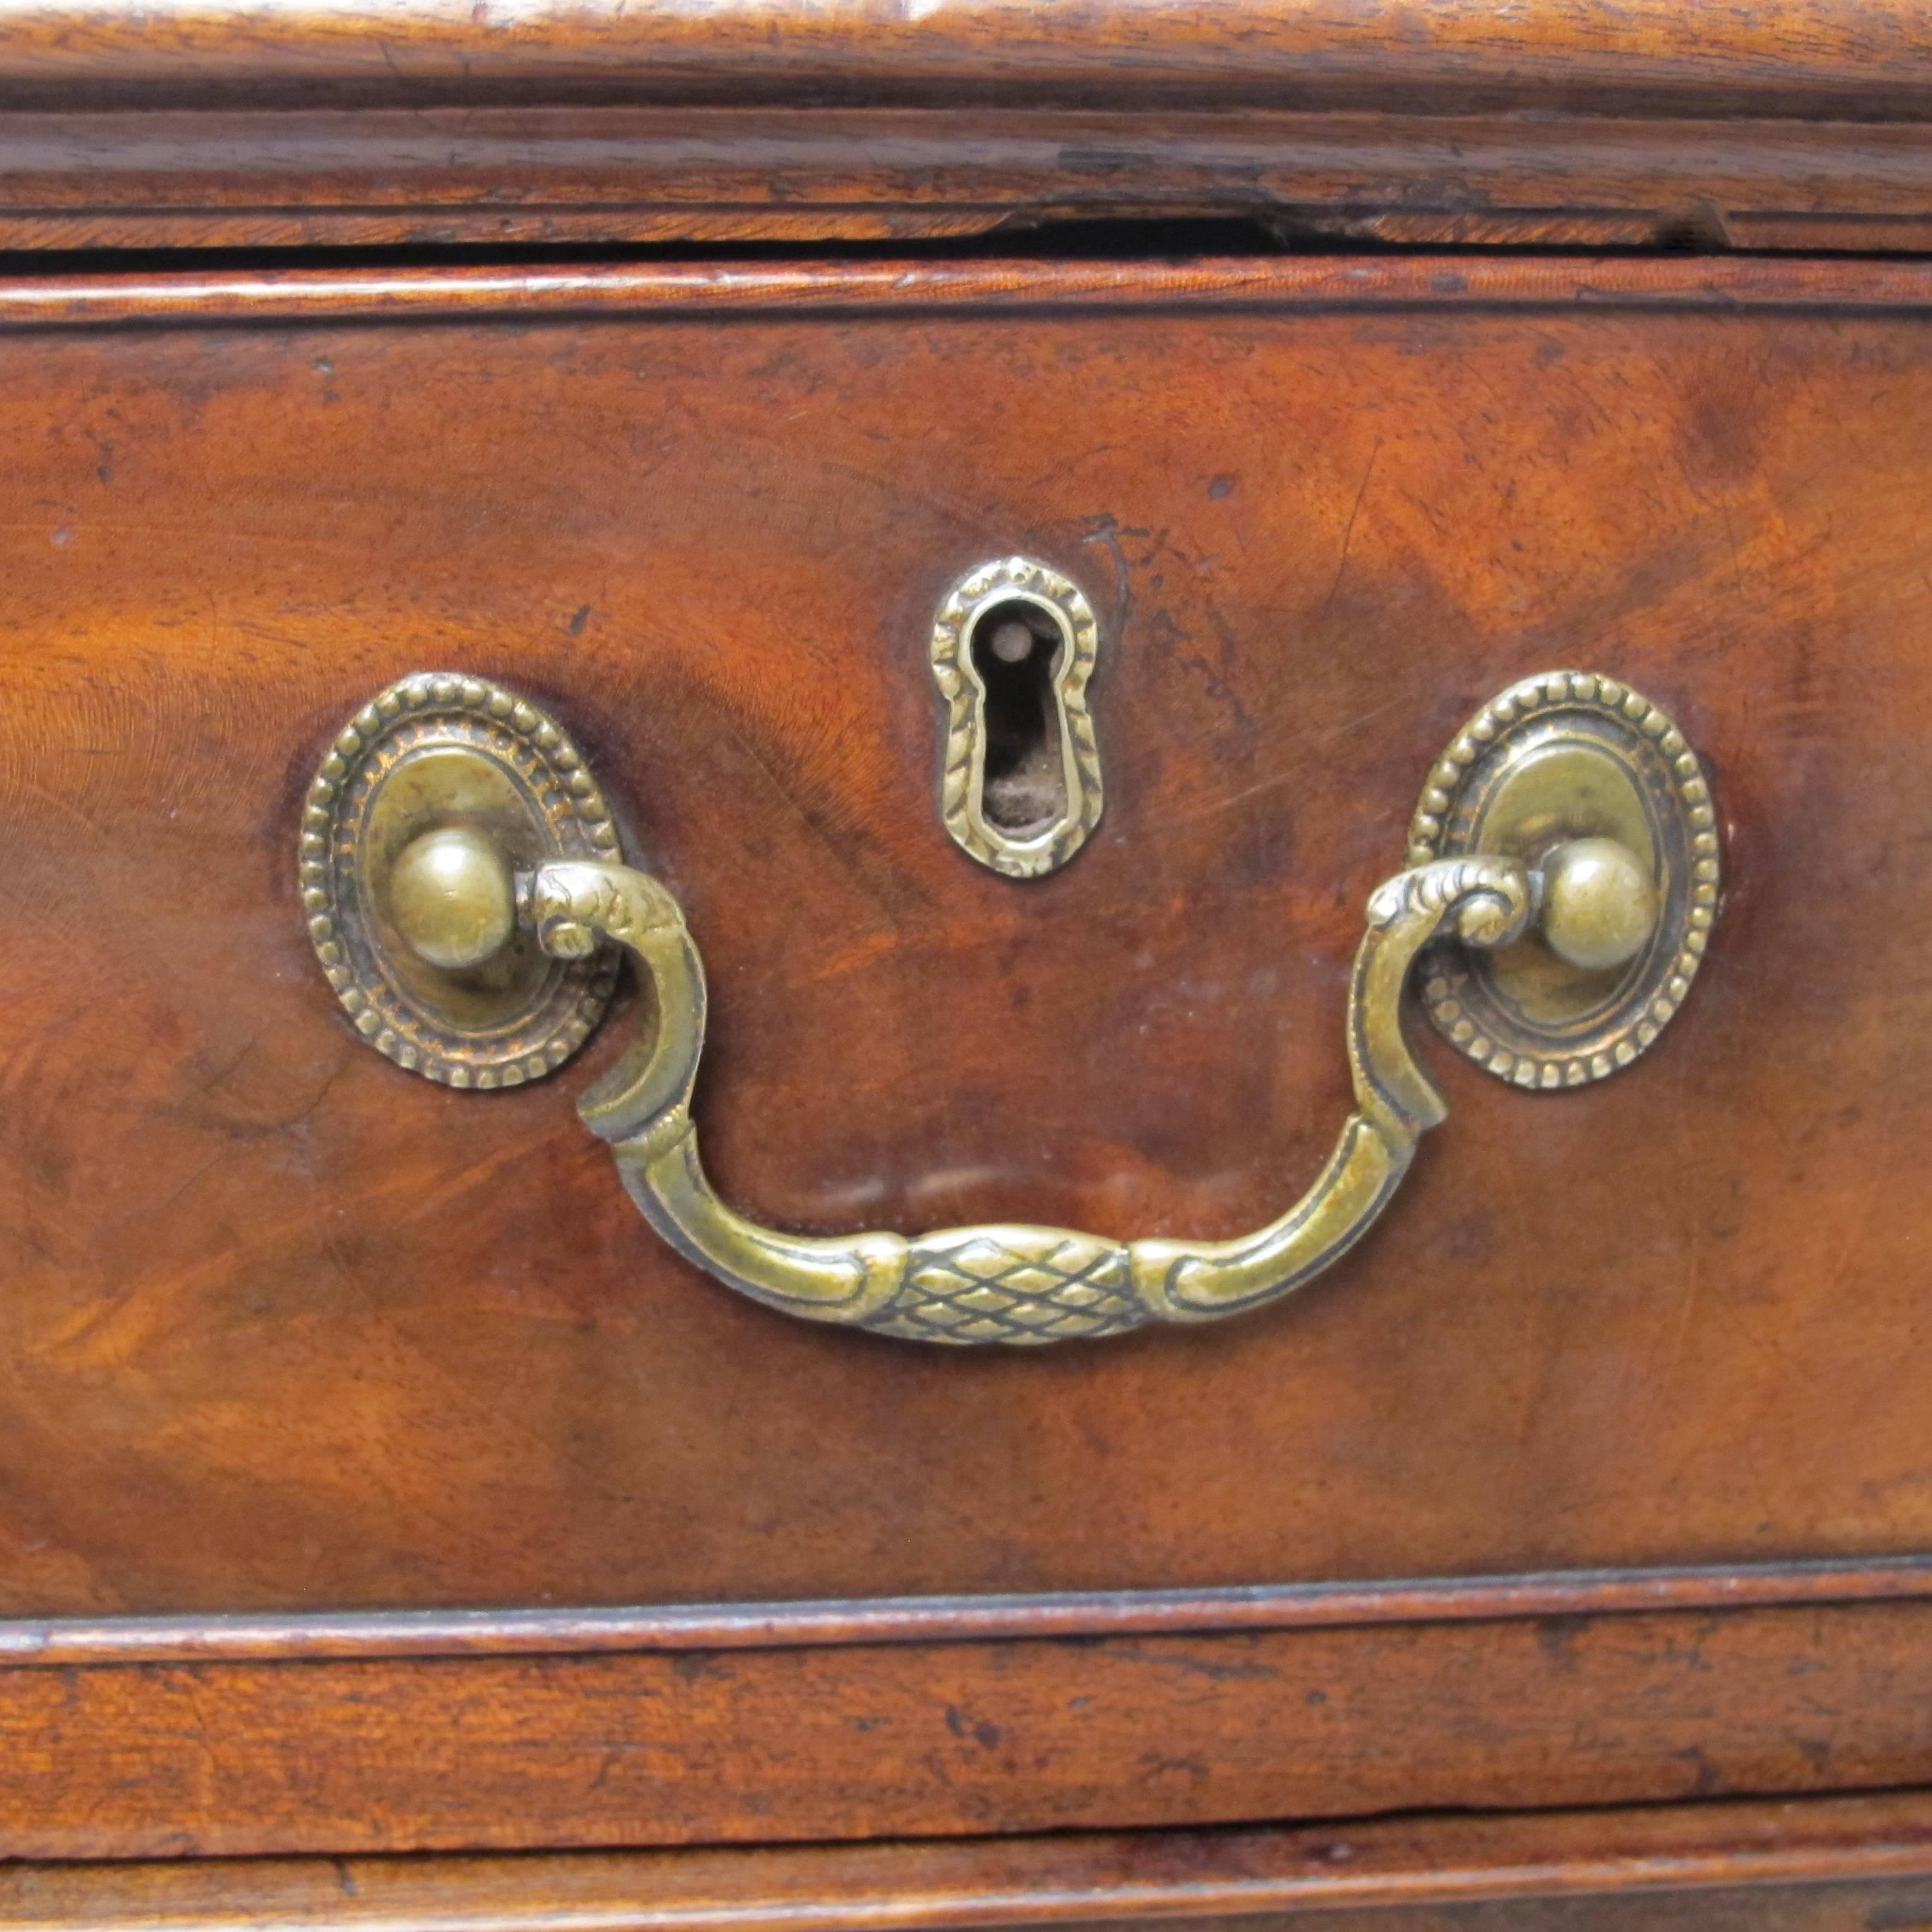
[1320,437,1381,616]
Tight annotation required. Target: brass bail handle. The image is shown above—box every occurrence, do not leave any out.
[304,671,1719,1346]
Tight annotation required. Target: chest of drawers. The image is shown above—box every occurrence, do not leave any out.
[6,5,1932,1927]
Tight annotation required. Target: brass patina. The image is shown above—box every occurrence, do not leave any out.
[306,669,1718,1344]
[1408,672,1719,1087]
[1538,835,1659,972]
[930,556,1103,878]
[300,674,620,1086]
[388,826,520,972]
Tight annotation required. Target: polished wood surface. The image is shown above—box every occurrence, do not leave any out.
[9,0,1932,1902]
[4,254,1932,1616]
[3,0,1932,115]
[10,1597,1932,1856]
[8,0,1932,249]
[8,1791,1932,1929]
[8,1555,1925,1663]
[23,250,1932,328]
[8,107,1932,253]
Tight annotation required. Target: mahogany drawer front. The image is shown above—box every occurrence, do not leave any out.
[2,254,1929,1626]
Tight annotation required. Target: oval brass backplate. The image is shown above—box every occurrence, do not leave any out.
[1406,672,1721,1087]
[301,674,621,1086]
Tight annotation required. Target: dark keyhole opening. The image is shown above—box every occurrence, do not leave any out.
[970,600,1067,833]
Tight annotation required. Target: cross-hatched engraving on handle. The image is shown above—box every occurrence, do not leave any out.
[874,1230,1147,1344]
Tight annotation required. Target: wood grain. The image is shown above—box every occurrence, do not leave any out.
[11,5,1932,1899]
[7,107,1932,252]
[4,1556,1927,1665]
[6,1790,1932,1928]
[4,0,1932,115]
[15,253,1932,331]
[6,255,1932,1616]
[8,1599,1932,1856]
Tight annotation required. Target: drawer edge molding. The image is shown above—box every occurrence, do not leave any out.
[4,1554,1931,1667]
[10,107,1932,256]
[11,1595,1932,1857]
[2,0,1931,119]
[15,254,1932,333]
[6,1791,1932,1931]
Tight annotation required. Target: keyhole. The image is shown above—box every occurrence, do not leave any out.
[929,556,1103,878]
[970,600,1066,833]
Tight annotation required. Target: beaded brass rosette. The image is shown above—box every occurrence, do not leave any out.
[1407,671,1720,1087]
[301,674,621,1086]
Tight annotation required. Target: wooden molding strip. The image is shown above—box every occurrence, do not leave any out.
[3,0,1932,117]
[5,1556,1931,1666]
[16,253,1932,330]
[6,1791,1932,1929]
[12,1599,1932,1858]
[7,107,1932,252]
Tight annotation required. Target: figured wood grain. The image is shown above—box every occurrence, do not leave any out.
[7,1601,1932,1856]
[6,255,1932,1616]
[5,1791,1932,1928]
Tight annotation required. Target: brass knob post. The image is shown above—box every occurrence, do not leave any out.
[389,826,518,972]
[1537,836,1659,972]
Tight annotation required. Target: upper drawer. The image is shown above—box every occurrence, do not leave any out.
[1,255,1924,1616]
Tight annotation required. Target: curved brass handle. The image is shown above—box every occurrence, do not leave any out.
[523,855,1532,1346]
[304,669,1717,1348]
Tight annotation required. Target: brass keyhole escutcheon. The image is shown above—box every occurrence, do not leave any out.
[931,556,1103,879]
